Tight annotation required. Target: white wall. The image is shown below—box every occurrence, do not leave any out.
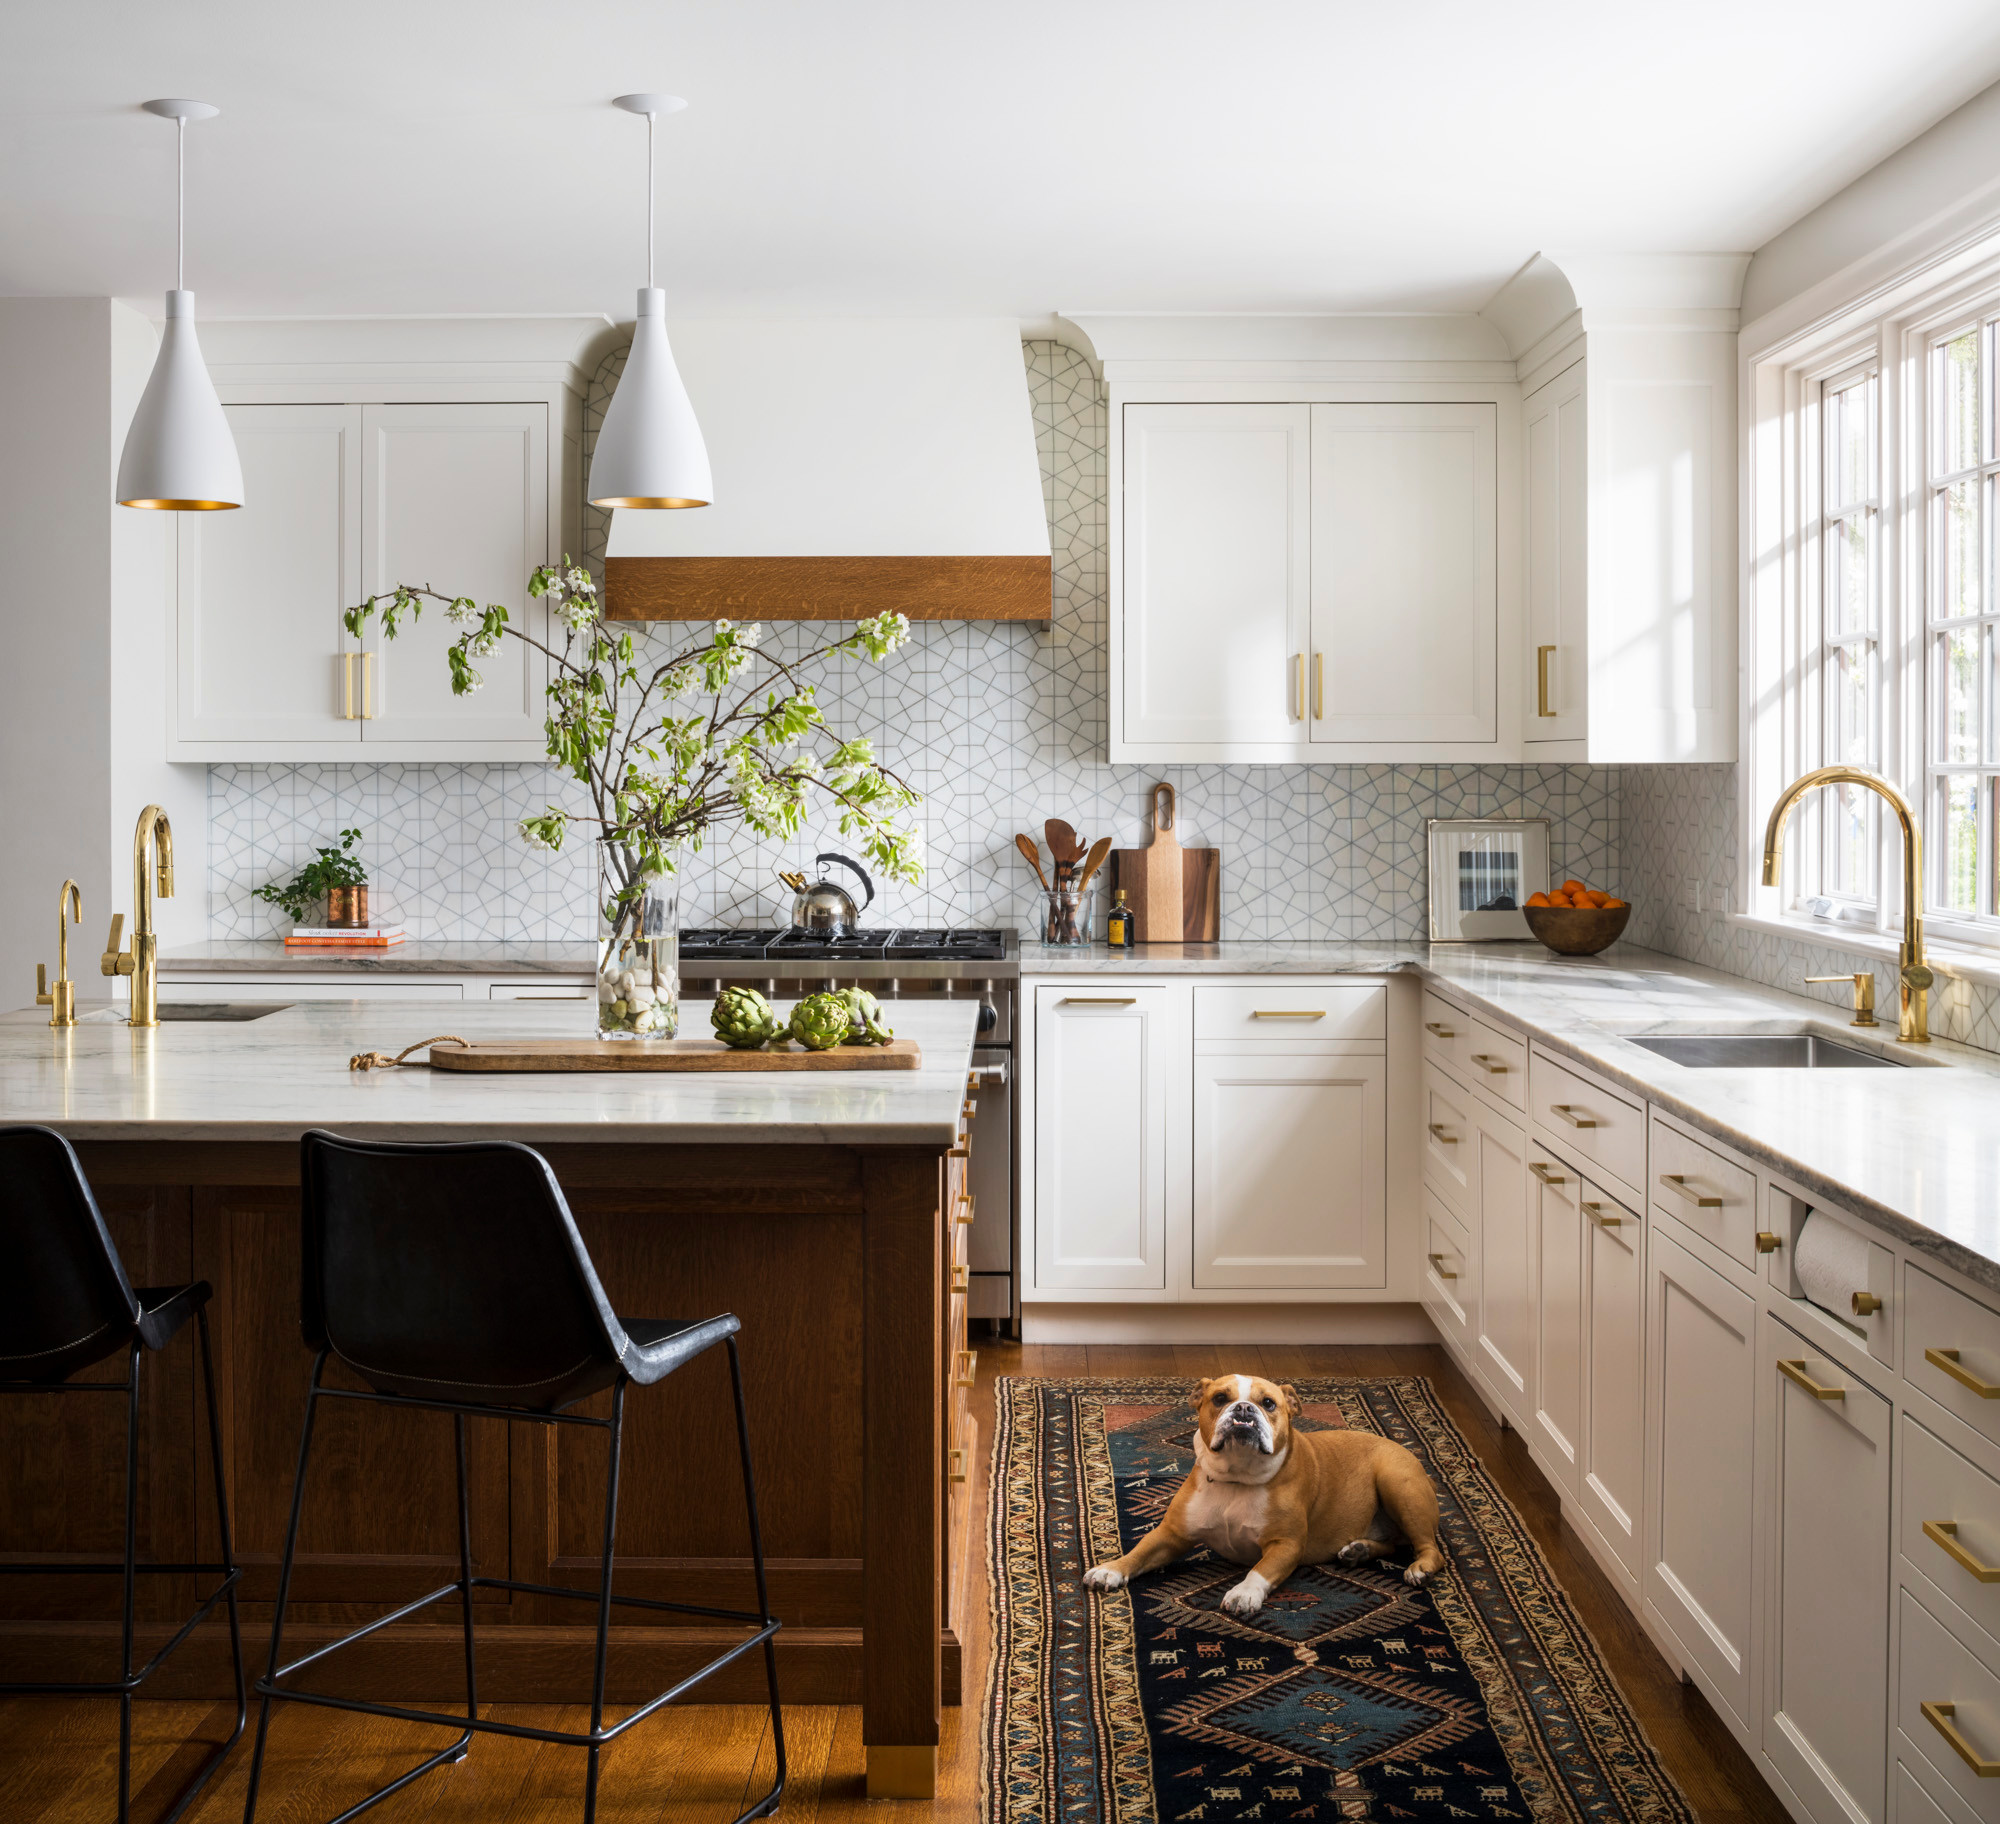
[0,298,202,1011]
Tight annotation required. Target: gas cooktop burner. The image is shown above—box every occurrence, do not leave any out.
[677,926,1006,962]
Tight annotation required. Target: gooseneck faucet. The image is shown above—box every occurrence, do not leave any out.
[1761,766,1931,1043]
[102,805,174,1028]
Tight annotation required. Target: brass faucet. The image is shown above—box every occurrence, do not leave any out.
[102,805,174,1028]
[1761,767,1931,1043]
[36,879,83,1027]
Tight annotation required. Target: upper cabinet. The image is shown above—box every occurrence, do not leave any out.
[1115,398,1506,762]
[165,318,590,761]
[1523,360,1587,748]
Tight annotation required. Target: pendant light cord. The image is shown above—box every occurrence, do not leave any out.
[646,108,656,290]
[176,113,185,290]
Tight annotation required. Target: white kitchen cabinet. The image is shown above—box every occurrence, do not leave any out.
[1577,1180,1646,1583]
[1308,402,1498,747]
[1473,1094,1533,1423]
[1191,1048,1385,1291]
[1119,404,1310,752]
[1761,1311,1891,1824]
[1523,359,1587,747]
[359,403,549,745]
[1032,984,1185,1292]
[174,404,363,747]
[1529,1143,1584,1493]
[1647,1223,1759,1731]
[172,402,563,761]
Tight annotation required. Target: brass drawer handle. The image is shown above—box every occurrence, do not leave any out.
[1924,1700,2000,1777]
[1926,1521,2000,1584]
[1852,1291,1882,1317]
[1529,1162,1565,1186]
[1060,996,1136,1005]
[947,1143,969,1160]
[1426,1122,1458,1146]
[1313,650,1323,721]
[955,1195,975,1226]
[962,1101,977,1119]
[1536,643,1556,718]
[1424,1022,1456,1039]
[954,1349,978,1390]
[1581,1201,1623,1228]
[1928,1347,2000,1398]
[1252,1010,1326,1019]
[1426,1252,1458,1281]
[950,1264,968,1293]
[1470,1053,1510,1074]
[1757,1231,1783,1253]
[1291,652,1304,722]
[1777,1358,1844,1400]
[948,1448,970,1484]
[1658,1173,1723,1209]
[1550,1103,1597,1128]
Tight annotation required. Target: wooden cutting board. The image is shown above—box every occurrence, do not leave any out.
[426,1038,923,1073]
[1110,782,1221,942]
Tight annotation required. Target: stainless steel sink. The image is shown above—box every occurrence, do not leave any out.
[80,1002,291,1024]
[1625,1032,1906,1069]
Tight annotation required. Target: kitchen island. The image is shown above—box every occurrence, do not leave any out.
[0,995,980,1799]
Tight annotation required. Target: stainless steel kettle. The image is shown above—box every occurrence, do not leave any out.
[779,851,876,936]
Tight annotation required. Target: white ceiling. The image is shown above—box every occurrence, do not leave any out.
[7,1,2000,323]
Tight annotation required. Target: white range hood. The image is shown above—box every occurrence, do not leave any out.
[603,317,1052,621]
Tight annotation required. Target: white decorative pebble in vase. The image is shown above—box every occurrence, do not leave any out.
[596,840,678,1039]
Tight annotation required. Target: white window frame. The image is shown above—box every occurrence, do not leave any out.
[1743,239,2000,964]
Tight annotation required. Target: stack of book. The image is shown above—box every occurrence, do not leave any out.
[283,925,405,948]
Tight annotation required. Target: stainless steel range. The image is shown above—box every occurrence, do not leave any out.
[676,926,1019,1330]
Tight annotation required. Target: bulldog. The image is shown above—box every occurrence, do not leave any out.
[1082,1374,1445,1618]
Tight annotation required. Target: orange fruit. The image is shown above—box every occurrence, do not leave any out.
[1560,878,1587,895]
[1526,891,1552,908]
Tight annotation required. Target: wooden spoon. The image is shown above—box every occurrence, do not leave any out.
[1044,818,1084,866]
[1015,832,1051,890]
[1076,836,1114,894]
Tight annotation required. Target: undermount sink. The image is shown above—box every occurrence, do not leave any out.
[79,1002,291,1024]
[1624,1031,1907,1069]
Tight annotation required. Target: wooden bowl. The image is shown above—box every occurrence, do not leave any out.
[1521,903,1631,956]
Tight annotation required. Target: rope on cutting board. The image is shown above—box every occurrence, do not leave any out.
[348,1036,469,1072]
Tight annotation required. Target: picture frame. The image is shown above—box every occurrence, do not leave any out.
[1426,818,1551,942]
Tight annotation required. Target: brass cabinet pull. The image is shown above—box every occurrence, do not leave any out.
[342,651,357,719]
[1550,1103,1597,1128]
[1423,1021,1456,1039]
[954,1195,975,1226]
[1756,1231,1783,1253]
[1291,653,1304,722]
[948,1447,970,1484]
[1426,1252,1458,1281]
[947,1143,969,1160]
[1926,1521,2000,1584]
[360,651,375,719]
[1252,1010,1326,1019]
[1852,1292,1882,1316]
[1426,1122,1458,1146]
[1924,1700,2000,1777]
[962,1100,977,1119]
[1528,1162,1566,1186]
[1313,651,1324,721]
[1470,1053,1510,1074]
[1927,1347,2000,1398]
[1060,997,1136,1006]
[1777,1358,1845,1400]
[950,1264,969,1293]
[1581,1201,1623,1227]
[1536,643,1557,718]
[954,1349,979,1390]
[1658,1173,1723,1209]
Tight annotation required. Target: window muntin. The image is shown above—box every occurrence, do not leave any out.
[1817,368,1880,905]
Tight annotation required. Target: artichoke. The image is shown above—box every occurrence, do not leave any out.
[831,986,894,1046]
[789,992,854,1052]
[711,985,786,1050]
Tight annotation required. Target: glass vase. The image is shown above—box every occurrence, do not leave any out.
[596,842,678,1039]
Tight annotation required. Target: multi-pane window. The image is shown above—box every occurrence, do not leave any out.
[1819,369,1880,904]
[1928,323,2000,922]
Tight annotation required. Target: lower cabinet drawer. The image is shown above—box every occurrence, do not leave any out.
[1529,1049,1645,1198]
[1901,1586,2000,1819]
[1422,1062,1474,1210]
[1904,1414,2000,1657]
[1651,1118,1759,1269]
[1908,1265,2000,1459]
[1421,1187,1473,1354]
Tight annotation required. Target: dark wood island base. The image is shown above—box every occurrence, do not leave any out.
[0,1135,975,1801]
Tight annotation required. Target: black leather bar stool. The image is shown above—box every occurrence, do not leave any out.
[0,1124,245,1824]
[244,1130,784,1824]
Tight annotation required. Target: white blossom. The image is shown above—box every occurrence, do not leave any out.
[517,819,556,851]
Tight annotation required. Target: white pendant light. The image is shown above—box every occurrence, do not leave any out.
[117,99,243,511]
[587,94,712,510]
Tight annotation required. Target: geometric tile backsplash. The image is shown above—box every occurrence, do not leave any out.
[209,340,1626,946]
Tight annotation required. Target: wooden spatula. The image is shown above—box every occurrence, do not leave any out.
[1015,832,1051,890]
[1044,818,1085,883]
[1076,836,1114,894]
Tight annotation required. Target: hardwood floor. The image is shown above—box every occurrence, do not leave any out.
[1,1343,1787,1824]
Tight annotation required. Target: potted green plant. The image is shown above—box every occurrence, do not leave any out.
[343,561,922,1039]
[255,829,371,929]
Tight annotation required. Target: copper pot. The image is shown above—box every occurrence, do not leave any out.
[325,884,370,929]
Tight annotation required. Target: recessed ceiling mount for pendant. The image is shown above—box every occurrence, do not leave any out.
[587,93,712,512]
[116,97,243,511]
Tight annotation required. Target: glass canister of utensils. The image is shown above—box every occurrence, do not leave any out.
[1039,885,1097,947]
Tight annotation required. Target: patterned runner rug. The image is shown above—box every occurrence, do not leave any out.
[984,1376,1692,1824]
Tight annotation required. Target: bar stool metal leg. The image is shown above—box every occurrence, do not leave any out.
[196,1302,250,1786]
[453,1411,476,1750]
[119,1340,141,1824]
[583,1379,627,1824]
[728,1337,787,1813]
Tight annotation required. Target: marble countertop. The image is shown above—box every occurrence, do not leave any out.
[0,997,979,1147]
[159,940,597,976]
[1027,939,2000,1296]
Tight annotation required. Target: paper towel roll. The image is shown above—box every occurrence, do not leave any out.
[1796,1213,1872,1323]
